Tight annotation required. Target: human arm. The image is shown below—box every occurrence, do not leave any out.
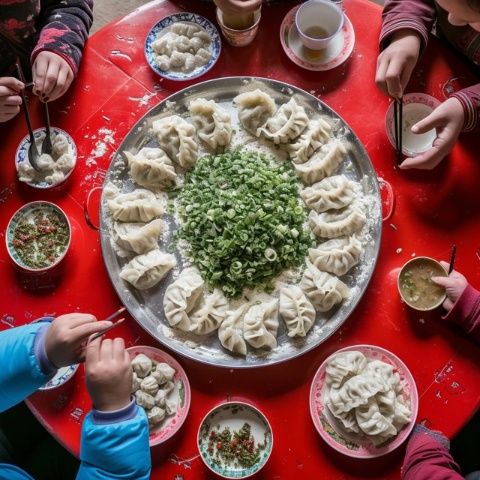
[0,313,112,412]
[401,424,463,480]
[376,0,437,98]
[77,337,151,480]
[32,0,93,101]
[432,263,480,343]
[0,77,24,123]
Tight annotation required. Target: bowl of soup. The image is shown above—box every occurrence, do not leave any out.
[397,257,447,311]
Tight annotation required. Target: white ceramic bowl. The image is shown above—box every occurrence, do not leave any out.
[295,0,344,50]
[40,364,79,391]
[385,93,441,157]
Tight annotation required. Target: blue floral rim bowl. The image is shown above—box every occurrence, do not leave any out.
[144,12,222,81]
[39,364,79,391]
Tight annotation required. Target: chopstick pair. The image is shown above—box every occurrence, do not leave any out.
[393,96,403,165]
[89,307,127,342]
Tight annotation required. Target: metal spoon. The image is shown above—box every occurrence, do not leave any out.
[41,100,53,156]
[15,61,41,172]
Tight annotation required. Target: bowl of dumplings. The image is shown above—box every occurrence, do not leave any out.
[309,345,418,458]
[128,345,191,446]
[145,13,221,81]
[16,127,77,189]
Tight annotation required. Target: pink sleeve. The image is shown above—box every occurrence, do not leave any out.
[450,84,480,132]
[401,425,463,480]
[380,0,437,51]
[442,284,480,343]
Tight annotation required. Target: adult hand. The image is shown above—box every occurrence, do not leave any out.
[32,51,74,102]
[0,77,24,123]
[432,262,468,312]
[399,97,464,170]
[44,313,112,368]
[85,337,132,412]
[376,30,421,98]
[213,0,262,15]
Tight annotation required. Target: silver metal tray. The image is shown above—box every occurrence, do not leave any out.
[99,77,382,368]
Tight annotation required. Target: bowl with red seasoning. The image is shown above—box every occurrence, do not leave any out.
[197,401,273,478]
[5,201,71,273]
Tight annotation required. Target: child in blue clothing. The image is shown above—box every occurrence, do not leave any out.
[0,313,151,480]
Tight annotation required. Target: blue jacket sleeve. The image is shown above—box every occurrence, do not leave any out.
[77,403,151,479]
[0,323,56,413]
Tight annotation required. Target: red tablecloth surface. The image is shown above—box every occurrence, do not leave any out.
[1,0,479,478]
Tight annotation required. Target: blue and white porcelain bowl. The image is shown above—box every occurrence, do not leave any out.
[144,12,221,81]
[39,364,79,391]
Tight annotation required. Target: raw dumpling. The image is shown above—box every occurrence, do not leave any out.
[279,286,316,338]
[131,372,141,393]
[288,119,331,163]
[120,249,176,290]
[363,360,401,392]
[170,22,202,37]
[309,204,366,239]
[300,260,349,312]
[151,362,176,385]
[152,115,198,169]
[106,188,164,223]
[218,302,250,356]
[243,299,279,350]
[325,351,368,389]
[233,89,276,136]
[163,267,204,331]
[334,409,360,434]
[154,389,167,407]
[189,289,228,335]
[308,235,362,276]
[147,406,166,427]
[135,390,155,410]
[300,175,356,212]
[258,98,308,144]
[161,380,175,394]
[124,148,177,189]
[327,374,388,416]
[165,398,177,416]
[140,375,159,396]
[131,353,152,378]
[189,98,232,151]
[113,219,163,257]
[294,141,348,185]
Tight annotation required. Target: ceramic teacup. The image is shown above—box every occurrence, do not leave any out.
[216,7,262,47]
[295,0,344,50]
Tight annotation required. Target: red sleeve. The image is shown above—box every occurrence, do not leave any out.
[31,0,93,77]
[380,0,437,51]
[401,425,463,480]
[442,284,480,344]
[450,84,480,132]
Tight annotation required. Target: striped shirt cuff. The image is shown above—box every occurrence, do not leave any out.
[380,18,429,51]
[33,319,57,375]
[450,91,478,132]
[92,398,138,425]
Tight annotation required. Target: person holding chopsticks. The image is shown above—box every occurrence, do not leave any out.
[0,0,93,123]
[375,0,480,170]
[0,313,151,479]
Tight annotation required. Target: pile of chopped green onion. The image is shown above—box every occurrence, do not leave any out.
[172,150,314,298]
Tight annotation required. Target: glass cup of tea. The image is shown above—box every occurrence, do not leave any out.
[216,6,262,47]
[295,0,344,50]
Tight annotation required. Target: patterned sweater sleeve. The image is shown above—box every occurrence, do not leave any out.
[450,85,480,132]
[32,0,94,77]
[379,0,437,51]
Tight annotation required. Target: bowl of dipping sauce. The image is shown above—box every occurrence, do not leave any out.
[197,401,273,478]
[16,127,77,189]
[295,0,344,50]
[398,256,447,311]
[5,201,71,273]
[386,93,441,157]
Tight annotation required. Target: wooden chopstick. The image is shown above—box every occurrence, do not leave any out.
[448,244,457,275]
[398,96,403,164]
[89,318,126,342]
[103,306,126,323]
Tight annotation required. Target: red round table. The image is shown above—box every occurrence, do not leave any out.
[1,0,479,478]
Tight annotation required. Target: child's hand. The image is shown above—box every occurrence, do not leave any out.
[432,262,468,312]
[213,0,262,15]
[85,337,132,412]
[32,51,74,103]
[44,313,113,368]
[0,77,24,123]
[399,98,464,170]
[376,30,422,98]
